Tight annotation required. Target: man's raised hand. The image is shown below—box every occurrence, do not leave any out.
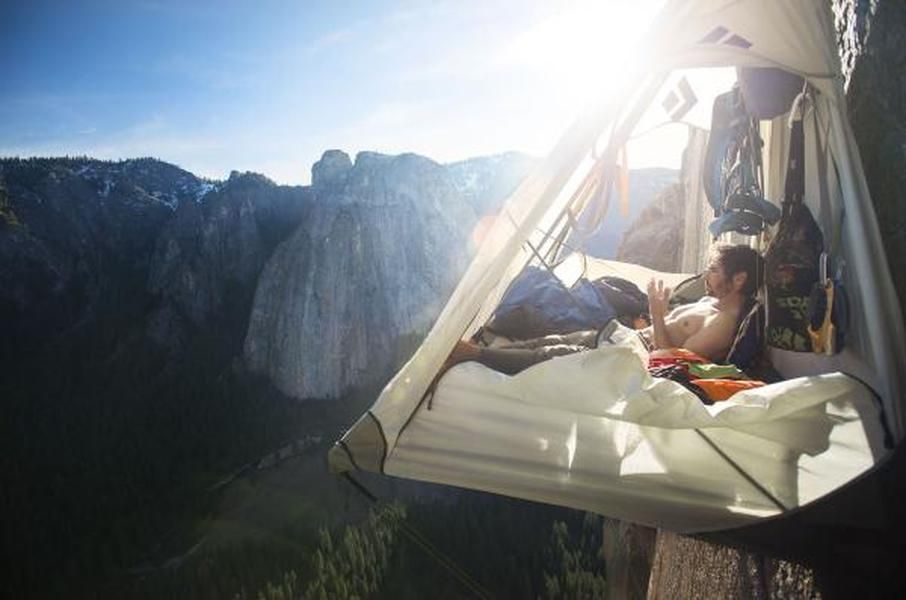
[647,278,672,321]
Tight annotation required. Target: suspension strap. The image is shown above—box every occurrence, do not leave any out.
[341,473,496,600]
[693,430,787,513]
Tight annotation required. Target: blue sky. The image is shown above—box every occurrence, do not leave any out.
[1,1,663,184]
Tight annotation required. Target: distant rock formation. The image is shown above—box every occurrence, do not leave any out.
[615,182,685,272]
[0,152,532,596]
[311,149,353,189]
[243,150,527,399]
[446,151,537,217]
[573,168,679,259]
[0,157,200,358]
[0,152,533,399]
[147,170,309,342]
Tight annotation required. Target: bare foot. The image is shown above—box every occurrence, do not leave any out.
[448,340,481,365]
[426,340,483,399]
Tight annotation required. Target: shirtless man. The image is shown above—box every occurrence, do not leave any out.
[446,244,760,374]
[642,243,759,361]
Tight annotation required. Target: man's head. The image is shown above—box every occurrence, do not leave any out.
[705,244,762,299]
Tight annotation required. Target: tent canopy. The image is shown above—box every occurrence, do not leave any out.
[329,0,905,532]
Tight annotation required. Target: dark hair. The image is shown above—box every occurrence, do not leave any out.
[713,244,762,297]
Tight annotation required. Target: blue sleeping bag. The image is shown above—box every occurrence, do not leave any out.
[486,267,618,339]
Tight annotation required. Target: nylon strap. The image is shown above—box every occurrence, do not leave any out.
[784,117,805,208]
[342,473,496,600]
[808,94,837,258]
[694,430,788,513]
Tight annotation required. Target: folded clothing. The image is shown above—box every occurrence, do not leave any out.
[648,365,713,404]
[646,348,764,403]
[689,378,766,402]
[687,362,746,380]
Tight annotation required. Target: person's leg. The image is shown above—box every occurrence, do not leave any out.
[500,334,567,350]
[501,329,598,350]
[444,326,603,376]
[476,343,585,375]
[445,339,587,375]
[559,329,599,347]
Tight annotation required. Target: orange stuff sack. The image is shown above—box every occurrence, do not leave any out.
[690,378,766,402]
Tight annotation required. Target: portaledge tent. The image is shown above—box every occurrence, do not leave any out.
[329,0,906,533]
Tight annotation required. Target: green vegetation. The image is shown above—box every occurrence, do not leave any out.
[4,292,607,599]
[542,515,608,599]
[0,177,21,226]
[1,156,606,598]
[2,269,315,598]
[115,494,606,600]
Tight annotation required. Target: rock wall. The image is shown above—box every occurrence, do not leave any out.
[615,183,685,271]
[646,532,821,599]
[0,151,531,399]
[243,150,530,399]
[147,171,308,345]
[835,0,906,322]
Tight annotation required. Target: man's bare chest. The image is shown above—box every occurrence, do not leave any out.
[665,301,720,336]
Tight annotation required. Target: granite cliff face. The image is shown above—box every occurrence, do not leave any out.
[0,152,532,397]
[1,151,532,596]
[244,150,523,399]
[577,168,679,260]
[836,0,906,322]
[147,170,309,346]
[615,183,685,272]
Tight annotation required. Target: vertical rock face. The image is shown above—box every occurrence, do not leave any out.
[1,150,533,597]
[576,168,680,260]
[646,532,821,600]
[311,149,353,189]
[244,150,527,399]
[0,151,531,397]
[834,0,906,321]
[147,170,309,334]
[615,183,685,272]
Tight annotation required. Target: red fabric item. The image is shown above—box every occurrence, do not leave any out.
[647,348,709,370]
[690,378,766,402]
[648,357,690,373]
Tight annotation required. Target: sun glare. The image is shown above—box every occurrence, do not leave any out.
[499,1,662,110]
[488,1,665,165]
[496,2,741,171]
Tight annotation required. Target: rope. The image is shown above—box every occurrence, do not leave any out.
[341,473,496,600]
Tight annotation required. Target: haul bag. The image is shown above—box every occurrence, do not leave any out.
[765,118,824,352]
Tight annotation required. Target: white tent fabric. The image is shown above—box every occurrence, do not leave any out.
[329,0,905,531]
[389,337,884,532]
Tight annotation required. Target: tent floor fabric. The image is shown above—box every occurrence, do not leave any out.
[385,328,886,533]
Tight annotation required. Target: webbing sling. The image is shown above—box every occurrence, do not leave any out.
[342,473,495,600]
